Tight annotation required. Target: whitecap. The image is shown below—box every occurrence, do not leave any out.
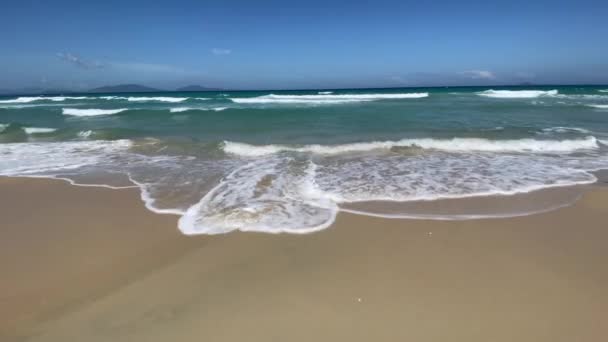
[170,107,227,113]
[477,89,558,98]
[170,107,192,113]
[24,127,57,134]
[0,96,90,103]
[538,127,592,134]
[231,93,429,104]
[127,97,188,103]
[223,137,600,157]
[588,104,608,109]
[77,130,94,138]
[63,108,128,116]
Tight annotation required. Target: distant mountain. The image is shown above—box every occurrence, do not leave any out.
[89,84,163,93]
[176,85,223,92]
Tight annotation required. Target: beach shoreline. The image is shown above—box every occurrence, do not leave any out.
[2,176,608,341]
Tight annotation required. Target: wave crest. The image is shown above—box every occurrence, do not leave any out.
[63,108,128,116]
[24,127,57,134]
[127,97,188,103]
[223,137,599,157]
[0,96,91,103]
[478,89,558,98]
[231,93,429,104]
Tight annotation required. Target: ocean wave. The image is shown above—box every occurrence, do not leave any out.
[178,159,338,235]
[0,96,91,104]
[126,96,188,103]
[223,137,599,157]
[538,127,592,134]
[318,91,333,95]
[77,130,94,138]
[169,107,227,113]
[599,90,608,93]
[62,108,128,116]
[477,89,558,98]
[1,137,608,235]
[23,127,57,134]
[588,104,608,109]
[231,93,429,104]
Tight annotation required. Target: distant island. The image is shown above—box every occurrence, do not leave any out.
[88,84,223,93]
[89,84,163,93]
[176,85,223,92]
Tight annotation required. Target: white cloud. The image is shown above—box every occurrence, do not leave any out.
[460,70,496,80]
[211,48,232,56]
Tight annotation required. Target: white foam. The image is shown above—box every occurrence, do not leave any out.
[63,108,128,116]
[23,127,57,134]
[223,137,600,157]
[178,159,338,235]
[0,140,132,176]
[2,137,608,236]
[599,90,608,93]
[170,106,227,113]
[312,153,605,204]
[539,127,592,134]
[0,123,7,132]
[0,96,90,103]
[170,107,192,113]
[588,104,608,109]
[77,130,94,138]
[231,93,429,104]
[477,89,558,98]
[318,91,333,95]
[127,97,188,103]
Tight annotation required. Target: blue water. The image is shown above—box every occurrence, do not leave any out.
[1,86,608,234]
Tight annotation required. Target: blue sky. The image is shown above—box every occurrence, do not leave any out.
[1,0,607,90]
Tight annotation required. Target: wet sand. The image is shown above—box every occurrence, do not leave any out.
[1,177,608,342]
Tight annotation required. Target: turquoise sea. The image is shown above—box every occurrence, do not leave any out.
[1,86,608,234]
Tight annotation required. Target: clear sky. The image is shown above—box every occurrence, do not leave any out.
[1,0,607,90]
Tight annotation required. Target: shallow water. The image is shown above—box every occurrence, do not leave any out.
[1,86,608,234]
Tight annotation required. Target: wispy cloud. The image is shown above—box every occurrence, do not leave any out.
[460,70,496,80]
[57,52,105,69]
[211,48,232,56]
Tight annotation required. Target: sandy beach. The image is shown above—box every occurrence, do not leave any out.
[1,176,608,342]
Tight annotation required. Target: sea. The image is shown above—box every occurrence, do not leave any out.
[1,86,608,234]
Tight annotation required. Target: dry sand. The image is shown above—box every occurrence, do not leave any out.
[1,177,607,342]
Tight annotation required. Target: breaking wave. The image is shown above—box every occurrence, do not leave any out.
[62,108,129,116]
[23,127,57,134]
[478,90,558,98]
[169,107,227,113]
[223,137,600,157]
[0,96,91,103]
[231,93,429,104]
